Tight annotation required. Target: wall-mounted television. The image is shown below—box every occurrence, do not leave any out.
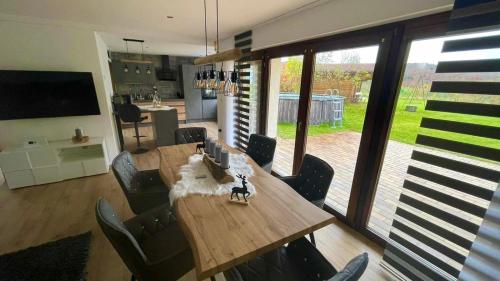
[0,70,100,120]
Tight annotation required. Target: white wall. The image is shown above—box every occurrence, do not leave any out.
[216,61,236,147]
[0,20,119,163]
[221,0,453,51]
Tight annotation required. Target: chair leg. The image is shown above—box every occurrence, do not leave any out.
[309,232,316,246]
[134,122,141,147]
[131,274,136,281]
[133,122,148,154]
[210,276,217,281]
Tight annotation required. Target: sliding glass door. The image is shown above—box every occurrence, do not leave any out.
[266,55,304,176]
[368,31,500,238]
[305,45,380,215]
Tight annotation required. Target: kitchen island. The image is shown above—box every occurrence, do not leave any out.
[137,105,179,146]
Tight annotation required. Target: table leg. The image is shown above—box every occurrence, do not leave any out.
[210,276,217,281]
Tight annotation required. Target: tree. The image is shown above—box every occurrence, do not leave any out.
[280,57,303,93]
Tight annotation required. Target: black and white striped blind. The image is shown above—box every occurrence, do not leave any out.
[233,30,260,150]
[382,1,500,280]
[459,183,500,281]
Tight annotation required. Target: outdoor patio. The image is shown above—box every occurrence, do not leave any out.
[272,131,499,238]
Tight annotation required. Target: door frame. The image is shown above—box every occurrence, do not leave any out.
[251,11,451,245]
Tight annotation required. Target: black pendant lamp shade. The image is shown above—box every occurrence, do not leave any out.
[208,68,217,89]
[193,70,202,89]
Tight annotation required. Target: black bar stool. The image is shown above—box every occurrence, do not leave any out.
[118,104,148,154]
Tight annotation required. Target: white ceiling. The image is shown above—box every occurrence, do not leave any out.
[0,0,324,55]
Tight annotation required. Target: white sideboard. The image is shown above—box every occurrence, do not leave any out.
[0,137,109,189]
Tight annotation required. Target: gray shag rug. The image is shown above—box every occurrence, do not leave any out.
[0,232,91,281]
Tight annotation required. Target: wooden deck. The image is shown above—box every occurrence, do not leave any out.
[273,131,499,238]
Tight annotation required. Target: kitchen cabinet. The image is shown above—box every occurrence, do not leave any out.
[181,64,203,120]
[202,99,217,120]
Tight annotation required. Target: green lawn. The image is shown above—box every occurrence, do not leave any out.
[277,97,499,149]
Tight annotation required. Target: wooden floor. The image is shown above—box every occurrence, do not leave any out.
[0,122,392,281]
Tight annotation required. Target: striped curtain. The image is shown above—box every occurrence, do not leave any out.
[381,1,500,280]
[459,183,500,281]
[233,30,261,150]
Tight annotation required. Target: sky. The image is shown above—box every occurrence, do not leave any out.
[283,29,500,65]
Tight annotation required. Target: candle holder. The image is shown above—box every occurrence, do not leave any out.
[215,144,222,163]
[208,140,215,158]
[204,138,211,154]
[220,149,230,169]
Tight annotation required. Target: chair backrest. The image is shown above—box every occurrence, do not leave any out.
[95,198,148,278]
[287,237,368,281]
[287,237,338,280]
[112,151,138,193]
[329,253,369,281]
[174,127,207,144]
[245,134,277,172]
[294,154,334,205]
[119,104,142,123]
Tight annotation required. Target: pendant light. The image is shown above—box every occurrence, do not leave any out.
[193,67,202,88]
[208,66,217,89]
[225,68,241,96]
[200,66,208,89]
[123,40,129,73]
[135,66,141,74]
[197,0,209,90]
[217,65,226,94]
[194,0,242,94]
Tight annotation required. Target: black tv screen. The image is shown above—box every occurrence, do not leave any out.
[0,70,100,120]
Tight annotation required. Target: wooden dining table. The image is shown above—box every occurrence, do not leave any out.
[158,143,335,280]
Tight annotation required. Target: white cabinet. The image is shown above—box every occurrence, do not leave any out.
[28,148,58,167]
[4,170,35,188]
[83,158,107,176]
[33,166,61,184]
[0,137,109,189]
[60,162,85,180]
[0,151,31,172]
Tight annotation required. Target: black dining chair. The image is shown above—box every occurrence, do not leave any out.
[174,127,207,144]
[224,237,368,281]
[278,154,334,245]
[96,198,194,281]
[119,103,148,154]
[245,134,277,173]
[112,151,170,214]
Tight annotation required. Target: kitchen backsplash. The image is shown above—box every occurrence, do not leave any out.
[110,52,196,100]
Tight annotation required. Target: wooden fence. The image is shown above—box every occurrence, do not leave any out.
[278,94,344,125]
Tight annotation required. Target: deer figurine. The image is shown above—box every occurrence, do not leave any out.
[231,174,251,202]
[196,143,205,154]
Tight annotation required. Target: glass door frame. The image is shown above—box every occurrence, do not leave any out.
[251,11,451,246]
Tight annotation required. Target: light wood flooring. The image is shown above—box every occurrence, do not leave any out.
[0,122,392,281]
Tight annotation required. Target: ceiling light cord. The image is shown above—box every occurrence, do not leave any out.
[216,0,219,53]
[204,0,208,56]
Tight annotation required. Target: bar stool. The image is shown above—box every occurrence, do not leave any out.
[119,104,148,154]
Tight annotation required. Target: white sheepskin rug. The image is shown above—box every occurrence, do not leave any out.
[169,153,256,205]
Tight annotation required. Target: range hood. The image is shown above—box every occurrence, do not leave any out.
[156,55,177,81]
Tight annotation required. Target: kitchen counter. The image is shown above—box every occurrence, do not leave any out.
[134,100,186,122]
[137,105,174,112]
